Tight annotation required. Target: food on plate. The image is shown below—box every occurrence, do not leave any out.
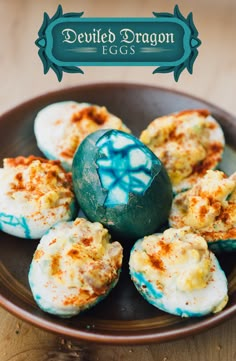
[72,129,173,241]
[34,101,130,171]
[28,218,123,317]
[140,109,225,193]
[1,96,233,325]
[169,170,236,252]
[0,156,77,239]
[129,227,228,317]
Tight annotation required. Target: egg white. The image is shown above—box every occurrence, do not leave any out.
[34,101,130,171]
[129,230,228,317]
[140,110,225,193]
[0,157,77,239]
[169,170,236,252]
[28,219,123,317]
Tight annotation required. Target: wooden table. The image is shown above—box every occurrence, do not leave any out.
[0,0,235,360]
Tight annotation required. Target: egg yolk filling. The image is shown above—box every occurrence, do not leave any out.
[170,170,236,240]
[131,227,213,293]
[1,156,74,211]
[140,110,224,186]
[31,218,123,309]
[57,104,130,161]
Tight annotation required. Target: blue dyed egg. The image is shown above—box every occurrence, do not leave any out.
[72,129,173,241]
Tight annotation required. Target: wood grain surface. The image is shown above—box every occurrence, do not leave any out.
[0,0,236,360]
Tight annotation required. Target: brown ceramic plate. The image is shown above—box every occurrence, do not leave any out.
[0,83,235,344]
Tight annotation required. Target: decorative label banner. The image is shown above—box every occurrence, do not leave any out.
[36,5,201,81]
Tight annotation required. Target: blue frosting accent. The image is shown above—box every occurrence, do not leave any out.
[131,269,214,317]
[0,212,31,238]
[21,217,31,238]
[175,307,205,317]
[96,131,161,207]
[132,271,163,299]
[28,264,121,318]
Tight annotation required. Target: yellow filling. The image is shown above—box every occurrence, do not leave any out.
[2,156,73,210]
[131,227,212,292]
[140,110,222,185]
[171,170,236,233]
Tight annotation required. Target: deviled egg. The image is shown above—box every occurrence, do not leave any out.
[140,109,225,193]
[129,227,228,317]
[34,101,130,171]
[28,218,123,317]
[0,156,77,239]
[169,170,236,252]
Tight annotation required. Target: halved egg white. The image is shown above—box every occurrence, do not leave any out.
[28,218,123,318]
[34,101,130,171]
[169,170,236,252]
[0,156,77,239]
[140,109,225,194]
[129,227,228,317]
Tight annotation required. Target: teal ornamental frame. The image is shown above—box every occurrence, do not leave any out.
[35,5,201,82]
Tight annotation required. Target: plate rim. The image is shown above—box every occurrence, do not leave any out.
[0,293,235,344]
[0,82,235,344]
